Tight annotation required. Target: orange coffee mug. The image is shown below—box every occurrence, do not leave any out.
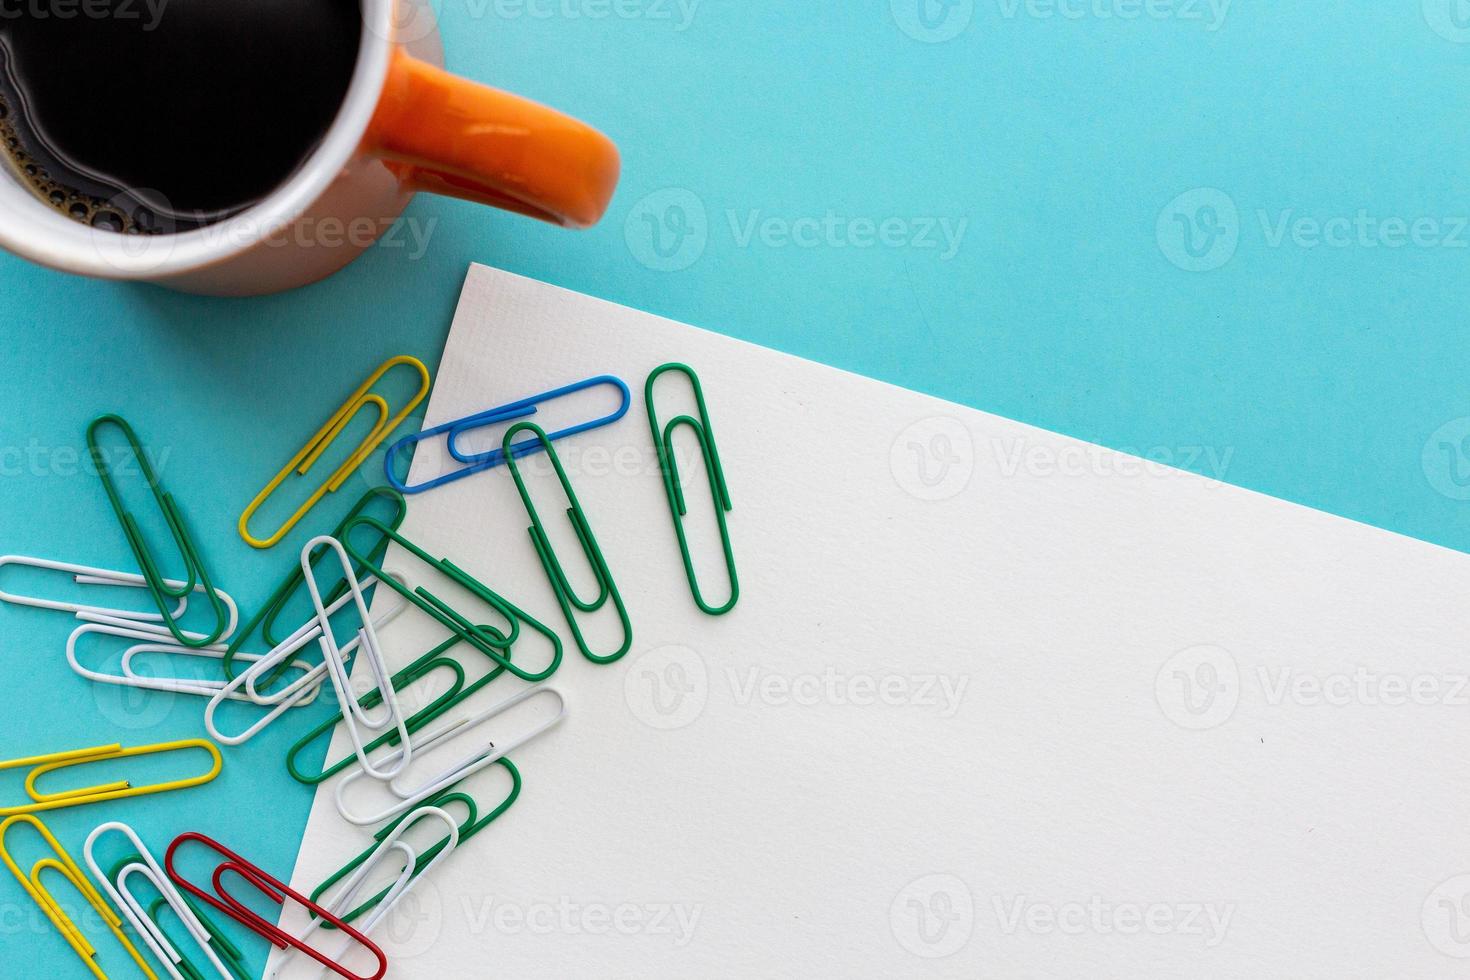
[0,0,620,296]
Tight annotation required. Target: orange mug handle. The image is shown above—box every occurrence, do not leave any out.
[367,48,620,229]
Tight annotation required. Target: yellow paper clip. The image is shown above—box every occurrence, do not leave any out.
[238,355,431,549]
[0,814,158,978]
[0,739,222,816]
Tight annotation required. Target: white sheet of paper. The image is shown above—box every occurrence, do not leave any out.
[268,264,1470,978]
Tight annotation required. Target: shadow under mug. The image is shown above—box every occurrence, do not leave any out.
[0,0,621,296]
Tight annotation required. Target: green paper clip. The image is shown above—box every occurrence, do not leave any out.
[310,758,522,927]
[644,364,739,616]
[147,895,251,980]
[504,421,632,664]
[222,487,408,684]
[87,415,230,647]
[285,632,509,785]
[340,516,563,682]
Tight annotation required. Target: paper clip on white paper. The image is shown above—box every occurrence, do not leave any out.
[303,536,413,783]
[300,805,459,968]
[84,821,238,980]
[335,686,566,826]
[240,578,403,709]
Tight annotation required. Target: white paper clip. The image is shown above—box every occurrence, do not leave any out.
[303,536,412,782]
[301,805,460,967]
[75,584,240,644]
[204,572,407,746]
[242,565,410,708]
[0,555,240,638]
[335,686,566,826]
[0,554,188,622]
[84,821,237,980]
[67,621,319,705]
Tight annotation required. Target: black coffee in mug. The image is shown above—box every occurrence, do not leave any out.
[0,0,362,233]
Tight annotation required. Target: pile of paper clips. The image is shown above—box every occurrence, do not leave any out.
[0,355,739,979]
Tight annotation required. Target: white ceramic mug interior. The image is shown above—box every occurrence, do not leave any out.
[0,0,443,295]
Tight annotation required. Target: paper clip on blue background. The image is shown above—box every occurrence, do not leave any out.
[384,376,630,494]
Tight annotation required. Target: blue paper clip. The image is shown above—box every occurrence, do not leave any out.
[383,376,630,495]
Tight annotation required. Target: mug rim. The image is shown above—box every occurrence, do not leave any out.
[0,0,398,280]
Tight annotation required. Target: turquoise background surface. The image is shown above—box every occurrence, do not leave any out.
[4,1,1470,974]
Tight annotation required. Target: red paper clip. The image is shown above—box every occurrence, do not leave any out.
[165,831,387,980]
